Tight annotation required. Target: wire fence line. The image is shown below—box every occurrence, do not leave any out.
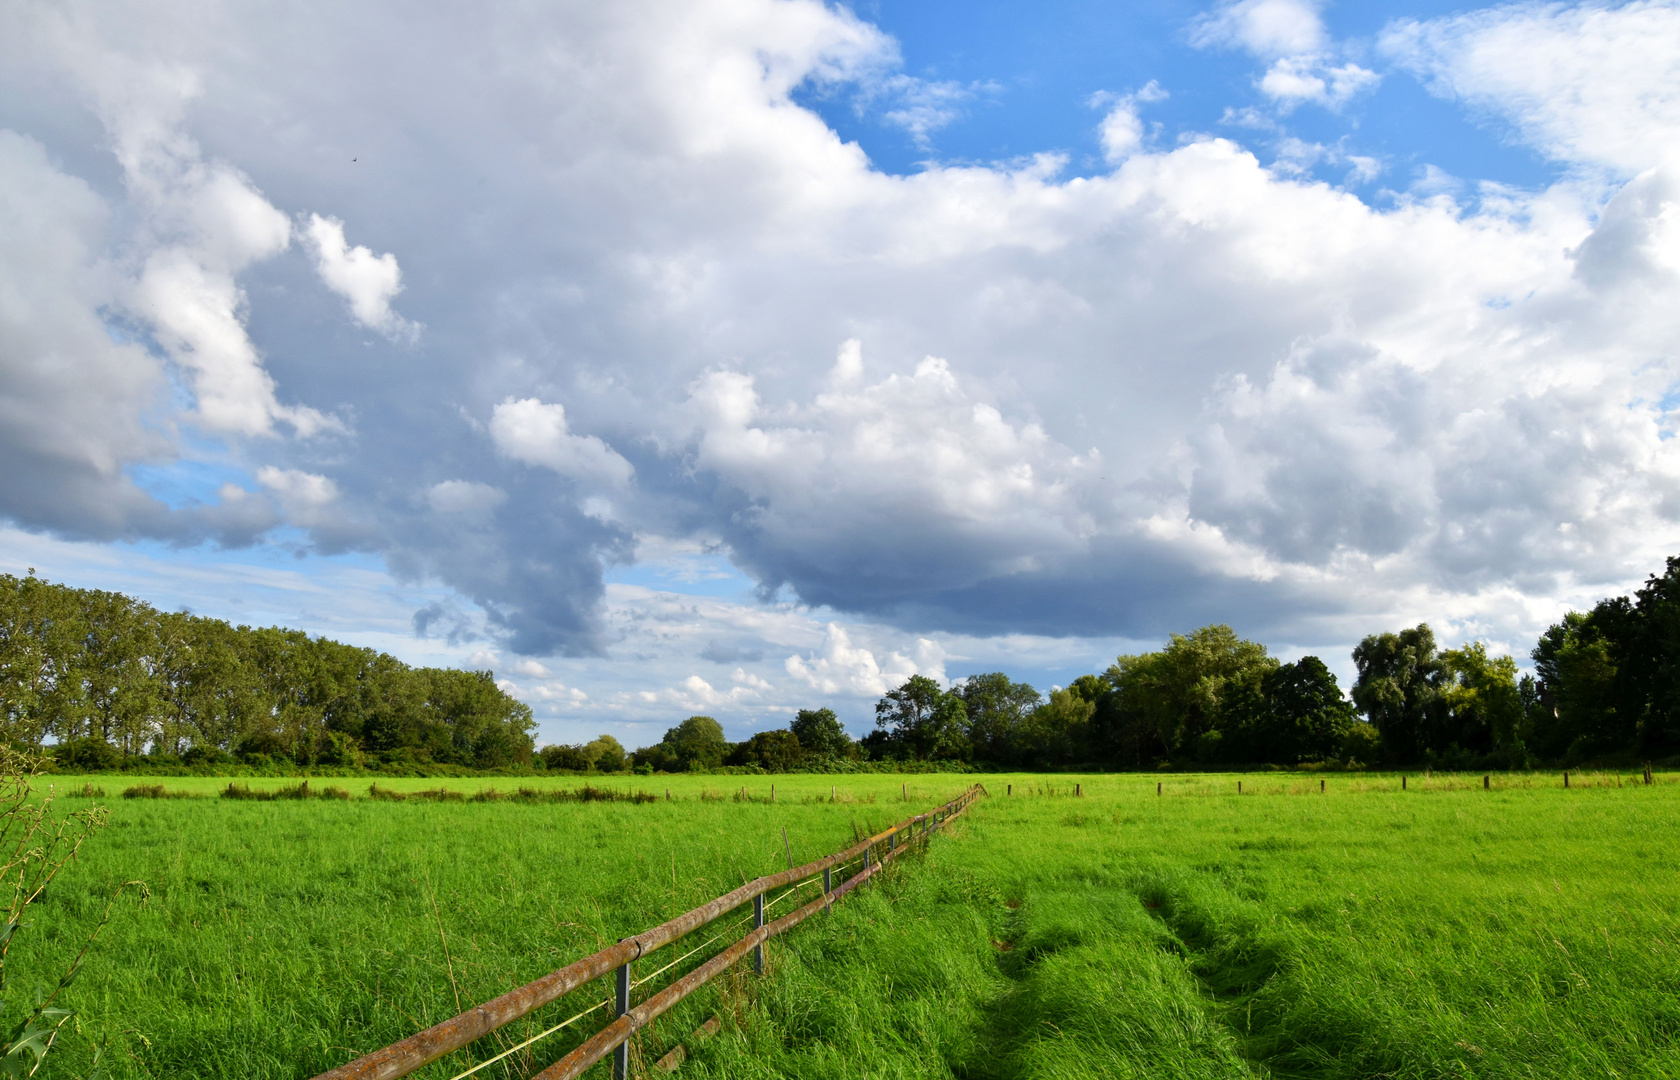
[312,784,987,1080]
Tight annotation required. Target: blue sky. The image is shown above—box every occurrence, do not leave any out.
[804,0,1560,191]
[2,0,1679,746]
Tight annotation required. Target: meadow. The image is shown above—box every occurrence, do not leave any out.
[17,771,1680,1078]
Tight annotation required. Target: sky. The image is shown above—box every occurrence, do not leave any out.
[2,0,1679,748]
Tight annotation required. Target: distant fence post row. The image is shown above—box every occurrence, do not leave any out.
[311,784,987,1080]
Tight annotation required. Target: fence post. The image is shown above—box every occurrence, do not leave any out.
[1564,772,1569,788]
[1402,776,1407,791]
[1157,782,1162,796]
[1237,781,1242,794]
[753,894,765,975]
[823,866,832,914]
[613,942,631,1080]
[1483,775,1489,790]
[889,829,896,855]
[1320,779,1325,793]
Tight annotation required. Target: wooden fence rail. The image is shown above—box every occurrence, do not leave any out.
[312,783,986,1080]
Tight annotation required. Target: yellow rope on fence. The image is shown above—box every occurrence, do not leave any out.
[320,785,984,1080]
[444,996,611,1080]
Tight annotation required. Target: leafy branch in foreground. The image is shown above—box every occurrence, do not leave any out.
[0,747,141,1078]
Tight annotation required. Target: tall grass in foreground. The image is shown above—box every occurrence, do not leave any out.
[687,777,1680,1079]
[20,773,950,1078]
[17,772,1680,1078]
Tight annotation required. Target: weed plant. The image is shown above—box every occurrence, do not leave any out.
[18,772,1680,1078]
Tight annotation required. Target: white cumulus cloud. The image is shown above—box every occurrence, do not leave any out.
[785,623,943,697]
[303,213,419,341]
[490,398,635,488]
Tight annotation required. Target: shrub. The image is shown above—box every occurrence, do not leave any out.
[123,784,199,800]
[540,744,592,771]
[182,745,233,767]
[50,738,120,772]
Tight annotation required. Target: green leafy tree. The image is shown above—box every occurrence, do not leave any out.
[1438,642,1524,760]
[0,574,87,747]
[874,675,968,761]
[1249,656,1356,763]
[1629,557,1680,753]
[1531,607,1633,761]
[583,734,628,772]
[953,673,1042,764]
[422,668,535,767]
[1017,686,1095,767]
[730,729,804,771]
[1106,625,1276,761]
[663,717,727,771]
[540,744,592,771]
[76,589,163,754]
[1351,624,1443,764]
[789,708,852,758]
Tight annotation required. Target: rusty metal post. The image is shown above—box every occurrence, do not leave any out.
[753,894,764,974]
[823,866,831,913]
[612,946,630,1080]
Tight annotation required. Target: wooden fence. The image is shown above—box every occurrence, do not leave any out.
[311,783,987,1080]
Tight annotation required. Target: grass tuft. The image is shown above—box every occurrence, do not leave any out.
[122,784,198,799]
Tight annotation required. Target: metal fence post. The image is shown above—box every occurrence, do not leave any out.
[823,866,832,913]
[613,944,630,1080]
[753,894,765,975]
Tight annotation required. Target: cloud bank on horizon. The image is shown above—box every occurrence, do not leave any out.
[2,0,1679,742]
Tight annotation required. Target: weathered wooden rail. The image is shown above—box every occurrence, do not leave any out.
[312,783,986,1080]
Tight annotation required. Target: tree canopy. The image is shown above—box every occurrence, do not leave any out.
[0,573,534,768]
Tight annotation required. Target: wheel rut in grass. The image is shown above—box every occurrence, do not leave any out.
[1135,878,1404,1080]
[953,885,1266,1080]
[950,876,1407,1080]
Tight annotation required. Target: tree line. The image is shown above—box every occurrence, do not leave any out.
[17,551,1680,776]
[1,573,535,769]
[587,554,1680,772]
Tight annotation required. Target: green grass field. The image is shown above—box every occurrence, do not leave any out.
[18,771,1680,1078]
